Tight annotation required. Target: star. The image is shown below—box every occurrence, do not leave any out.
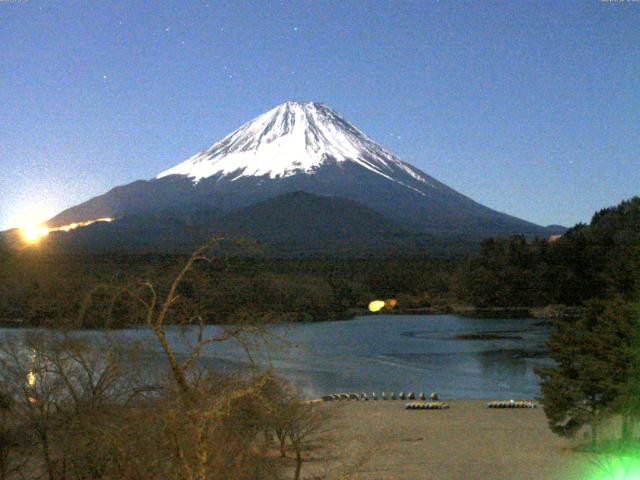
[293,26,299,32]
[102,75,108,80]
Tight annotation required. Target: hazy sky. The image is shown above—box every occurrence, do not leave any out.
[1,0,638,230]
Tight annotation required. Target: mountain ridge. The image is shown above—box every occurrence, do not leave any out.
[45,100,564,248]
[30,192,460,257]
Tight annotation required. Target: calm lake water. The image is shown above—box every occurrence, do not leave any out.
[1,314,552,400]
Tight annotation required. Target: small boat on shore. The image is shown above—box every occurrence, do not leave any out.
[487,400,537,409]
[405,401,450,410]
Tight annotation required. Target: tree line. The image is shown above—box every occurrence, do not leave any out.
[0,241,356,480]
[0,250,457,327]
[2,197,639,327]
[532,197,640,450]
[453,196,640,308]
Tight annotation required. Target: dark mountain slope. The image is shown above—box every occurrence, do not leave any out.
[40,192,465,256]
[47,101,563,241]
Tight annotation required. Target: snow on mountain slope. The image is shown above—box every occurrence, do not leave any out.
[45,100,564,241]
[157,101,434,194]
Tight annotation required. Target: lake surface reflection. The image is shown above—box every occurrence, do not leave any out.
[236,314,552,400]
[1,314,551,400]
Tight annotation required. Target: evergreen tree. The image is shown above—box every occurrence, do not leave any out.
[537,299,639,444]
[610,302,640,442]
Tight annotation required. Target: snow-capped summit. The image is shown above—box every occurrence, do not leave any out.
[47,101,562,243]
[157,101,430,191]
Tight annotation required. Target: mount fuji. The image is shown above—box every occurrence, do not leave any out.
[44,101,562,253]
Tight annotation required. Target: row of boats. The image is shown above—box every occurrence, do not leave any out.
[318,392,537,409]
[321,391,436,402]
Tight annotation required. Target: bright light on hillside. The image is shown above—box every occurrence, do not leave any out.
[20,223,50,244]
[18,217,114,245]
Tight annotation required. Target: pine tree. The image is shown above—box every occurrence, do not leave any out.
[537,299,639,444]
[609,303,640,442]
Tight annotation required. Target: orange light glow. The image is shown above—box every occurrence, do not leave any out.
[368,300,386,312]
[19,217,114,245]
[53,217,113,232]
[368,299,398,313]
[20,224,50,244]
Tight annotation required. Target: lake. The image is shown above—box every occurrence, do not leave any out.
[0,314,552,400]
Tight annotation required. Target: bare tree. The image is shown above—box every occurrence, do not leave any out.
[0,331,149,480]
[0,238,333,480]
[0,390,26,480]
[75,238,292,480]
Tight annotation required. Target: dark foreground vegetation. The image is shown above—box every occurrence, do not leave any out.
[1,196,638,327]
[538,300,640,444]
[0,337,327,480]
[457,196,640,308]
[0,244,337,480]
[533,197,640,455]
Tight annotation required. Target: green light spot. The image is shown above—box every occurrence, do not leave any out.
[589,453,640,480]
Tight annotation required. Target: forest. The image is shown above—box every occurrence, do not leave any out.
[0,196,638,327]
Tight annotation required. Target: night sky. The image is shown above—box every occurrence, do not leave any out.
[1,0,638,230]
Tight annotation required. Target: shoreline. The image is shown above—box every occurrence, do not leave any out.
[0,302,585,331]
[314,395,541,403]
[315,400,593,480]
[0,304,574,329]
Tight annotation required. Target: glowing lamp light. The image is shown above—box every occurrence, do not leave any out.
[368,300,386,313]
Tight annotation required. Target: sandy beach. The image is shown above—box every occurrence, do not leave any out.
[309,400,596,480]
